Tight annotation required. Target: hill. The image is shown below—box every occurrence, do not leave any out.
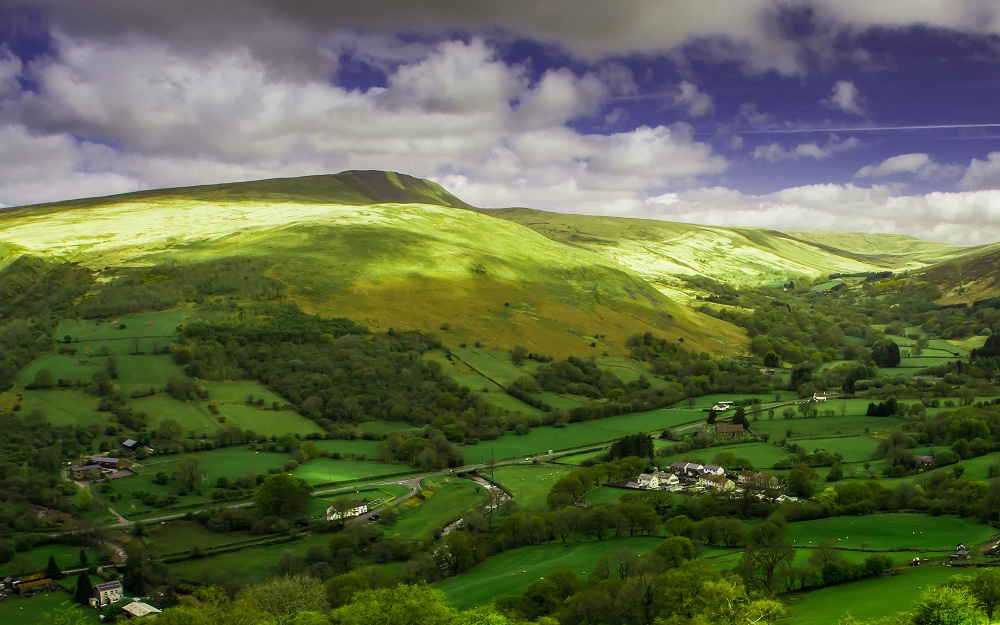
[487,208,964,301]
[916,241,1000,304]
[0,172,743,357]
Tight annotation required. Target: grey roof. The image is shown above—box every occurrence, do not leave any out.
[95,581,122,591]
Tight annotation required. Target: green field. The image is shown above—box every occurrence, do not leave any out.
[169,533,329,583]
[312,439,385,458]
[554,449,606,465]
[461,407,704,464]
[128,395,219,434]
[216,404,325,437]
[438,537,663,609]
[786,514,983,551]
[791,436,881,462]
[479,391,546,416]
[291,458,412,485]
[15,354,108,387]
[491,465,572,510]
[785,565,958,625]
[385,477,488,541]
[0,584,98,625]
[141,447,290,483]
[751,413,906,439]
[427,352,504,392]
[201,381,287,406]
[114,354,188,391]
[656,441,792,470]
[310,484,409,517]
[1,544,104,577]
[450,349,526,387]
[12,389,106,427]
[147,520,259,556]
[57,309,191,342]
[581,485,639,505]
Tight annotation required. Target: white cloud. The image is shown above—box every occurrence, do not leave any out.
[959,152,1000,190]
[856,153,947,179]
[823,80,865,116]
[673,81,713,117]
[753,136,860,162]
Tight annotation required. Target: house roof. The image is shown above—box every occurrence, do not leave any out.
[91,456,120,463]
[122,602,161,617]
[702,465,723,472]
[122,439,138,447]
[70,464,100,472]
[715,424,745,433]
[95,581,122,591]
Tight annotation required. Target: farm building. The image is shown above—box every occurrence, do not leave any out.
[711,401,735,411]
[637,473,659,489]
[699,474,735,491]
[94,580,124,607]
[326,500,368,521]
[669,461,704,477]
[122,601,162,617]
[914,455,934,466]
[699,464,725,477]
[715,424,745,438]
[653,471,679,487]
[70,464,102,480]
[90,456,128,470]
[121,439,139,451]
[737,470,780,488]
[11,572,56,596]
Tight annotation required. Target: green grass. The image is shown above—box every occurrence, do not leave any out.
[291,458,413,485]
[785,565,958,625]
[141,447,291,484]
[786,514,983,551]
[1,544,104,577]
[14,354,106,386]
[13,389,107,427]
[491,465,572,510]
[581,485,639,505]
[385,477,488,541]
[114,354,188,391]
[216,404,325,437]
[438,537,663,609]
[147,520,258,556]
[201,381,287,406]
[751,413,907,439]
[461,406,704,464]
[56,309,191,342]
[790,436,881,462]
[128,395,219,434]
[169,532,329,583]
[312,439,385,457]
[450,349,527,387]
[356,421,413,435]
[479,391,546,416]
[0,585,99,625]
[310,484,410,516]
[426,352,504,392]
[554,449,606,465]
[657,441,793,470]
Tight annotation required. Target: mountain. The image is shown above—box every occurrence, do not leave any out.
[915,242,1000,304]
[0,172,743,357]
[0,170,984,356]
[486,208,964,301]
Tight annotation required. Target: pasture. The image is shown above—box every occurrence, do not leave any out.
[356,421,413,435]
[128,395,218,434]
[14,354,106,387]
[438,537,663,609]
[201,381,286,406]
[0,585,97,625]
[216,404,325,437]
[491,465,572,510]
[142,447,290,483]
[13,389,106,427]
[310,484,410,517]
[790,435,881,462]
[479,391,546,417]
[114,354,188,391]
[461,406,703,464]
[385,477,488,541]
[312,439,385,458]
[450,348,525,387]
[750,413,906,439]
[56,309,191,342]
[785,565,958,625]
[169,533,329,583]
[656,441,792,470]
[290,458,412,485]
[785,514,983,551]
[0,543,104,577]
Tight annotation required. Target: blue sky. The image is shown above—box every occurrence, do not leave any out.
[1,1,1000,244]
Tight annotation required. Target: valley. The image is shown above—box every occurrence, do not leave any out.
[1,172,1000,624]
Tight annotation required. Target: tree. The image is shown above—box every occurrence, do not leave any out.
[79,549,88,566]
[74,572,94,605]
[173,455,205,491]
[46,554,63,580]
[964,568,1000,621]
[911,585,984,625]
[330,584,457,625]
[787,465,818,498]
[739,522,795,593]
[237,574,328,620]
[255,473,313,518]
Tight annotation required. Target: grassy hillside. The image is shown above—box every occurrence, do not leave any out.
[915,242,1000,304]
[0,172,743,357]
[487,208,959,299]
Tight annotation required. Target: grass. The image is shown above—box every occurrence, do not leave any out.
[15,354,107,386]
[786,514,983,551]
[656,441,792,470]
[201,381,287,406]
[310,484,410,516]
[216,404,325,437]
[128,395,219,434]
[291,458,413,486]
[384,477,488,541]
[461,406,704,464]
[438,537,663,609]
[1,544,104,577]
[141,447,291,483]
[13,389,107,427]
[450,348,529,387]
[56,309,191,342]
[554,449,606,465]
[789,436,881,462]
[147,520,258,556]
[784,565,958,625]
[478,391,546,416]
[0,585,99,625]
[490,465,572,510]
[356,421,413,435]
[751,413,907,439]
[169,532,329,583]
[311,439,385,457]
[114,354,188,391]
[581,485,640,505]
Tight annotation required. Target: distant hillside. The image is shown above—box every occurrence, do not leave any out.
[0,172,742,357]
[485,208,958,301]
[917,242,1000,304]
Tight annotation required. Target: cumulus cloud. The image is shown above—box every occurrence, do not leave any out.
[959,151,1000,190]
[753,136,860,162]
[672,81,713,117]
[823,80,865,115]
[855,153,945,179]
[641,182,1000,246]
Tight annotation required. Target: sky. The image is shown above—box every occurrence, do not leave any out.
[2,1,1000,245]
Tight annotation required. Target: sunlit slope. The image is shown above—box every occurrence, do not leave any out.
[488,209,949,292]
[0,187,744,357]
[917,242,1000,304]
[787,231,963,263]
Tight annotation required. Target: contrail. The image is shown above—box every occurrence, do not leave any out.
[715,123,1000,135]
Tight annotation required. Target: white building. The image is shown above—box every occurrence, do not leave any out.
[325,501,369,521]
